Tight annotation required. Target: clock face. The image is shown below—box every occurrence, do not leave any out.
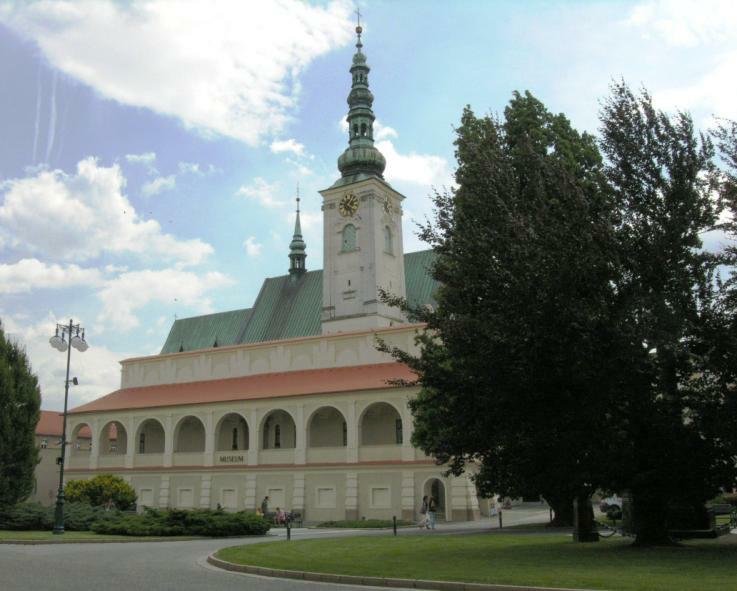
[339,193,359,217]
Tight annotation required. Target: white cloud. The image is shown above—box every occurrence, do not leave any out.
[124,151,158,174]
[0,157,212,266]
[285,158,314,177]
[96,268,233,332]
[0,258,103,294]
[374,120,398,141]
[270,138,307,157]
[0,1,353,145]
[243,236,263,258]
[2,314,124,408]
[377,140,452,187]
[236,177,286,209]
[141,174,176,197]
[625,1,737,120]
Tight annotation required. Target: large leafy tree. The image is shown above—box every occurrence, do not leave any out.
[0,321,41,507]
[599,84,737,545]
[383,92,621,529]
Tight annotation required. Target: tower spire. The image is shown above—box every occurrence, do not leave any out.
[335,13,386,184]
[288,184,306,276]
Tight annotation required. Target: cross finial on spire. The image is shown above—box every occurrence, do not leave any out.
[296,183,300,213]
[354,6,363,50]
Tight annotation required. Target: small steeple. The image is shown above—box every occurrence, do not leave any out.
[336,11,386,183]
[288,186,306,276]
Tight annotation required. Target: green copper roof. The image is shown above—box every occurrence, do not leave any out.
[160,250,438,354]
[160,308,253,354]
[238,269,323,344]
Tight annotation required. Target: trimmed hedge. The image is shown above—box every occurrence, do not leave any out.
[91,507,271,537]
[0,501,116,531]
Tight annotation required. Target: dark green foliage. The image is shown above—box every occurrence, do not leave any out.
[0,501,114,531]
[315,519,414,528]
[0,322,41,508]
[64,474,137,510]
[90,507,271,537]
[381,92,618,530]
[599,83,737,545]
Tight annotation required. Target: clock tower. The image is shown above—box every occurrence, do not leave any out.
[320,22,407,334]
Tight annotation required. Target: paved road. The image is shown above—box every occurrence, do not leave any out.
[0,507,552,591]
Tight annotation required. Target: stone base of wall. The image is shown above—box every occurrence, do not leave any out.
[345,509,359,521]
[401,509,415,522]
[452,508,480,522]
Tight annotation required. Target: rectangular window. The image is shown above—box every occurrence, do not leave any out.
[370,486,391,509]
[177,488,194,508]
[232,427,238,450]
[316,487,337,509]
[139,488,154,507]
[221,488,237,510]
[139,433,146,454]
[342,421,347,446]
[274,424,281,449]
[395,419,403,444]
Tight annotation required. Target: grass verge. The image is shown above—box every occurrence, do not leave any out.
[0,530,199,543]
[216,533,737,591]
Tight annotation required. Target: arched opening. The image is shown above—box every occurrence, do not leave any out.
[261,410,296,450]
[135,418,165,454]
[70,423,92,455]
[99,421,127,455]
[423,478,447,521]
[383,226,393,254]
[352,123,359,138]
[359,402,402,445]
[173,415,206,452]
[215,413,249,451]
[342,224,357,251]
[307,406,347,448]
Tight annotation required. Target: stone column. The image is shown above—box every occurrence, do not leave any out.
[346,400,358,463]
[204,411,214,467]
[200,474,212,509]
[295,405,306,465]
[243,474,257,510]
[158,474,170,508]
[400,401,415,461]
[292,472,305,518]
[449,475,480,521]
[89,418,100,470]
[124,415,134,469]
[248,409,259,465]
[345,471,359,520]
[401,471,416,522]
[163,413,173,467]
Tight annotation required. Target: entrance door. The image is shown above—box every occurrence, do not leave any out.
[424,478,447,521]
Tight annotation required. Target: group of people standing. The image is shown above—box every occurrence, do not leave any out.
[418,495,438,530]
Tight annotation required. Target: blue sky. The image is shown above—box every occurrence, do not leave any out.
[0,0,735,410]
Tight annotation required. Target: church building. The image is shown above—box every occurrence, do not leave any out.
[66,24,482,523]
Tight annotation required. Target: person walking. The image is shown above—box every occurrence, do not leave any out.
[427,496,438,530]
[418,495,429,529]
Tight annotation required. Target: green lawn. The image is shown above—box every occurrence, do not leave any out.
[216,533,737,591]
[0,530,197,543]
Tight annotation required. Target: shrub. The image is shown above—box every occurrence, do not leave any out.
[91,507,270,537]
[65,474,136,510]
[0,501,114,531]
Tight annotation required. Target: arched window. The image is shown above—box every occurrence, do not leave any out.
[353,123,359,138]
[342,224,357,252]
[360,122,367,136]
[384,226,393,254]
[274,425,281,449]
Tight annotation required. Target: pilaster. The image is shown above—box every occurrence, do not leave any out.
[345,471,359,520]
[248,409,259,465]
[295,405,306,465]
[346,400,358,463]
[292,472,305,516]
[200,474,212,508]
[401,471,416,522]
[163,413,173,467]
[243,474,257,510]
[204,410,214,467]
[158,474,170,508]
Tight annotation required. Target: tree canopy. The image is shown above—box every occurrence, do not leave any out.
[0,321,41,508]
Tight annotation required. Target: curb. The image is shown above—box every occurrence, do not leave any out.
[206,554,600,591]
[0,536,202,545]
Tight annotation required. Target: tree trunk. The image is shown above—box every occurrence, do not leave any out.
[573,495,599,542]
[546,494,574,527]
[632,494,676,546]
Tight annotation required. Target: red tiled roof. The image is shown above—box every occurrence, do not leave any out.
[36,410,91,438]
[69,363,417,414]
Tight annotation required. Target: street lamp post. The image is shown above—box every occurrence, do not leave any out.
[49,319,88,535]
